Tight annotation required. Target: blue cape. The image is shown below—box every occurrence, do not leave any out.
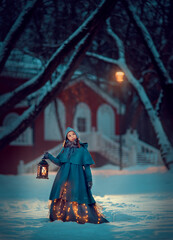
[56,142,95,166]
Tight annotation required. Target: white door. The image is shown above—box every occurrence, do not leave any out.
[97,104,115,137]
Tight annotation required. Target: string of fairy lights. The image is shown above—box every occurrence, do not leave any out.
[50,181,103,224]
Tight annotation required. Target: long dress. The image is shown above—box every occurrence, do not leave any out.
[47,143,109,224]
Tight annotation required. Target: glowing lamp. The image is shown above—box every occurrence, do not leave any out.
[36,156,49,179]
[115,71,125,83]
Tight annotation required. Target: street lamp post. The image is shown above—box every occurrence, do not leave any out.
[115,71,125,170]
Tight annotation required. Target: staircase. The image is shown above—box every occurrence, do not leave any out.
[122,129,162,165]
[93,133,130,167]
[78,132,133,167]
[136,140,160,165]
[79,131,161,167]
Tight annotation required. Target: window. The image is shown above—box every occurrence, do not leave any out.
[77,117,86,132]
[73,103,91,133]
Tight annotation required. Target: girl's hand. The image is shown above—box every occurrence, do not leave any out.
[88,181,93,189]
[43,152,50,159]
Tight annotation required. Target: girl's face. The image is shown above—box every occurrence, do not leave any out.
[67,131,77,142]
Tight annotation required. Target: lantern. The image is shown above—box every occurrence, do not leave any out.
[36,156,49,179]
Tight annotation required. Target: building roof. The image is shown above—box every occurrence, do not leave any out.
[0,47,125,113]
[65,78,125,114]
[1,47,42,79]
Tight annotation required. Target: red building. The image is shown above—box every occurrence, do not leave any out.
[0,50,162,175]
[0,74,124,174]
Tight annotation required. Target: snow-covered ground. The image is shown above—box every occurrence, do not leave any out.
[0,164,173,240]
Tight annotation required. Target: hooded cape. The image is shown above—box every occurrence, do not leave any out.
[65,127,79,138]
[51,127,95,166]
[55,141,95,166]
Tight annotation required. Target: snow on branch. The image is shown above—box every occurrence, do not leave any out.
[86,52,119,65]
[122,0,173,86]
[155,90,163,114]
[0,31,96,149]
[0,0,41,74]
[86,46,173,170]
[106,18,125,60]
[0,0,117,118]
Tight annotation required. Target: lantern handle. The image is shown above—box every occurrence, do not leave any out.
[43,151,49,160]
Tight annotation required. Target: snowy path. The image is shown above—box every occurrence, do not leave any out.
[0,165,173,240]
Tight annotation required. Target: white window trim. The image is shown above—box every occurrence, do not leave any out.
[73,102,91,133]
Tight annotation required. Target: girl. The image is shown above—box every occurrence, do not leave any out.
[44,127,109,224]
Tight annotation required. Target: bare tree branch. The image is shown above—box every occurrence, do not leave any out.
[122,0,173,87]
[0,0,117,117]
[0,0,41,74]
[106,18,125,59]
[86,51,119,65]
[86,23,173,170]
[0,27,98,149]
[155,90,163,114]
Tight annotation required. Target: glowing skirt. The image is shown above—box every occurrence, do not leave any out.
[48,182,109,224]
